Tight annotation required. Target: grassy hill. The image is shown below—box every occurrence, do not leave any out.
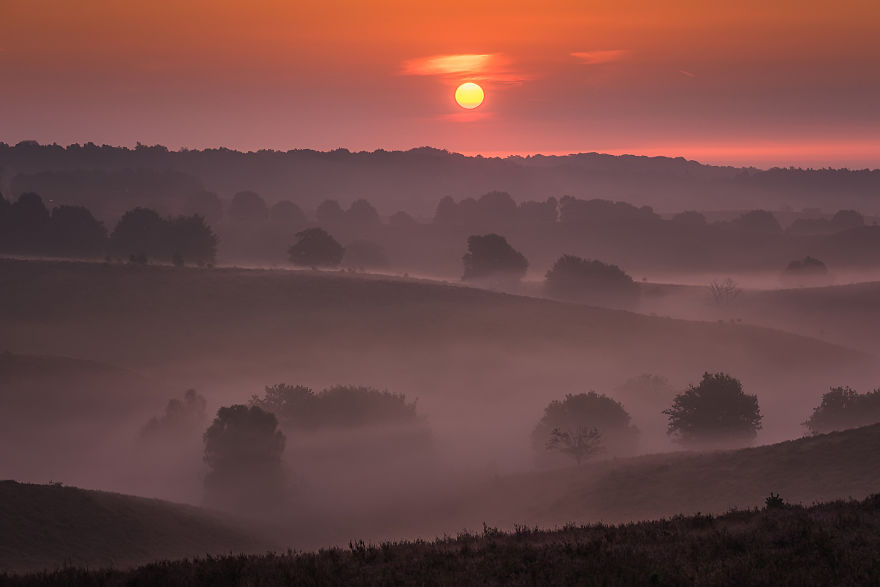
[1,257,875,455]
[5,494,880,585]
[0,481,265,574]
[447,423,880,532]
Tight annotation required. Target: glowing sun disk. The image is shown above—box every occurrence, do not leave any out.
[455,82,484,109]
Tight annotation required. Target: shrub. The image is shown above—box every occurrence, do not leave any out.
[461,234,528,282]
[664,372,762,447]
[803,386,880,434]
[532,392,638,460]
[544,254,639,307]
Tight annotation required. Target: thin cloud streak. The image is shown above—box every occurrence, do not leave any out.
[401,53,530,83]
[571,50,628,65]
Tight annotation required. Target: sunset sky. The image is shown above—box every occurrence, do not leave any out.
[2,0,878,168]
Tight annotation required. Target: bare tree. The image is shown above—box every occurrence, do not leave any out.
[709,278,742,306]
[546,426,602,465]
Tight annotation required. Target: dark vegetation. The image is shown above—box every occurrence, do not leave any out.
[663,372,762,447]
[288,227,345,268]
[203,405,287,514]
[4,144,880,279]
[8,492,880,585]
[531,392,639,463]
[461,233,528,282]
[544,254,639,308]
[803,386,880,435]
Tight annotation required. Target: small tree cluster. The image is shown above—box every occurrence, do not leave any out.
[288,227,345,267]
[111,207,217,266]
[803,386,880,434]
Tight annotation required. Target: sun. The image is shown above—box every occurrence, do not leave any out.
[455,82,484,109]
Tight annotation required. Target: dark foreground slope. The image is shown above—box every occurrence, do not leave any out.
[6,495,880,586]
[0,482,264,574]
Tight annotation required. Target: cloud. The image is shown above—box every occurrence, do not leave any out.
[401,53,529,83]
[679,70,697,78]
[570,50,628,65]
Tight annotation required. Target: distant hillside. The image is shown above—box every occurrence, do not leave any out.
[450,422,880,531]
[0,258,873,442]
[7,492,880,585]
[2,142,879,217]
[0,481,264,573]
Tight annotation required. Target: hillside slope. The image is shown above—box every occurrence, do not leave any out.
[0,481,265,573]
[7,495,880,585]
[1,258,874,445]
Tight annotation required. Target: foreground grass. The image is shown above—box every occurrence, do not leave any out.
[6,495,880,586]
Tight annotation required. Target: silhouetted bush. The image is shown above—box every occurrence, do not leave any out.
[203,405,286,513]
[785,256,827,274]
[803,386,880,434]
[664,372,762,447]
[544,254,639,307]
[288,227,344,267]
[46,205,108,257]
[110,208,168,260]
[167,215,217,266]
[461,233,528,282]
[532,392,638,461]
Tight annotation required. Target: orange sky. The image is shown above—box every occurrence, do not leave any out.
[2,0,879,168]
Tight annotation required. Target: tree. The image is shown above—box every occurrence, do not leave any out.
[110,207,168,261]
[461,233,528,281]
[203,404,286,512]
[433,196,459,226]
[46,205,108,257]
[803,386,880,434]
[167,214,217,266]
[544,254,639,307]
[546,426,602,465]
[288,227,344,267]
[228,190,268,223]
[6,192,50,251]
[532,392,638,461]
[664,372,762,446]
[346,199,381,229]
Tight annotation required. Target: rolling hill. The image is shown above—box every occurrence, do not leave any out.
[0,481,264,574]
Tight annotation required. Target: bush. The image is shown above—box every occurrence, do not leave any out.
[664,372,762,447]
[288,227,344,267]
[544,254,639,307]
[461,234,528,282]
[532,392,638,461]
[803,386,880,434]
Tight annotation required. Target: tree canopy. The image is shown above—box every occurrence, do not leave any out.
[532,392,638,460]
[803,386,880,435]
[544,254,639,307]
[664,372,762,446]
[461,233,528,281]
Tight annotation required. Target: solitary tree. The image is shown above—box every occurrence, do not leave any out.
[803,386,880,434]
[461,233,528,281]
[708,278,742,306]
[664,372,762,447]
[288,227,344,267]
[228,190,268,223]
[203,405,286,513]
[544,254,639,307]
[532,392,638,461]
